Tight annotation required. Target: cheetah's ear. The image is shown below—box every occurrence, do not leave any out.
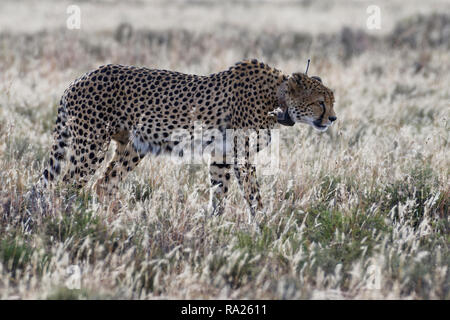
[311,76,322,83]
[287,74,303,93]
[288,73,313,95]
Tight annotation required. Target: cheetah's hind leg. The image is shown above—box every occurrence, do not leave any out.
[93,130,147,203]
[60,135,110,194]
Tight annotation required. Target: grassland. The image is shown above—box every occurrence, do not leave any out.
[0,0,449,299]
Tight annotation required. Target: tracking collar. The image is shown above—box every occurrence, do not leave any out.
[276,108,295,126]
[276,84,295,126]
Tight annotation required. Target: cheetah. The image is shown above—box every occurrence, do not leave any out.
[40,59,336,217]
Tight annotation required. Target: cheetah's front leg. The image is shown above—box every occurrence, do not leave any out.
[234,162,263,222]
[208,162,232,216]
[94,139,144,201]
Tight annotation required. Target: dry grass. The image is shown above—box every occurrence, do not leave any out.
[0,0,449,299]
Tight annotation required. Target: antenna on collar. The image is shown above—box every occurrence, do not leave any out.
[305,59,311,75]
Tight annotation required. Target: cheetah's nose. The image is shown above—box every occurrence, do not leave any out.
[329,116,337,122]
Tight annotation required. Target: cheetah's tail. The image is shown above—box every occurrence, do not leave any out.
[40,95,71,188]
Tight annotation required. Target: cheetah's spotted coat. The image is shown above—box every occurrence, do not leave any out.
[42,59,336,216]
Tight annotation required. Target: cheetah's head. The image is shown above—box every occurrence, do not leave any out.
[276,73,336,132]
